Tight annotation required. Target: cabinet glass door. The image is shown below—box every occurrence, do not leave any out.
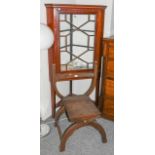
[59,14,96,71]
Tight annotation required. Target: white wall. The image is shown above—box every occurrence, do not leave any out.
[110,1,114,36]
[40,0,114,120]
[75,0,114,37]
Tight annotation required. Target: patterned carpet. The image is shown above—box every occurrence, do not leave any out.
[40,116,114,155]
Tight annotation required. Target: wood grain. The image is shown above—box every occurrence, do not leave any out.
[99,37,114,121]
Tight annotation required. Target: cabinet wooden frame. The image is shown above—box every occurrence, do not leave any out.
[45,4,106,118]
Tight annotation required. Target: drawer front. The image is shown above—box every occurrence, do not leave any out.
[104,79,114,97]
[107,45,114,59]
[103,99,114,116]
[106,60,114,73]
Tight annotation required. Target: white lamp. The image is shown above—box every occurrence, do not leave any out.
[40,23,54,50]
[40,23,54,138]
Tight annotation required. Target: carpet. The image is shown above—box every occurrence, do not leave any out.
[40,115,114,155]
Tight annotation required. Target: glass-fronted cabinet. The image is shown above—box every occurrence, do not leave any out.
[45,4,106,117]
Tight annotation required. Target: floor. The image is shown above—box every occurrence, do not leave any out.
[40,116,114,155]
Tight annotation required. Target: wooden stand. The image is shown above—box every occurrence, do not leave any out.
[45,4,107,151]
[54,95,107,152]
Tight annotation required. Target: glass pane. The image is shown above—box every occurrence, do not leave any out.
[59,14,96,71]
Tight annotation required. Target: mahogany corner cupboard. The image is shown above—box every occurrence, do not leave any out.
[45,4,106,118]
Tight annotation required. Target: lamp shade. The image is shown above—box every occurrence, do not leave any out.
[40,24,54,50]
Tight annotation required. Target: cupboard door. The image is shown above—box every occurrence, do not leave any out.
[46,4,105,75]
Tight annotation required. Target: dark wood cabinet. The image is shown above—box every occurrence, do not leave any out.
[45,5,108,151]
[100,37,114,121]
[45,4,106,117]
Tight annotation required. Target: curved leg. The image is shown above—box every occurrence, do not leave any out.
[59,121,107,152]
[54,106,65,127]
[89,121,107,143]
[60,122,86,152]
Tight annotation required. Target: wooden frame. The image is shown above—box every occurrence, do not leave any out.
[52,61,107,151]
[45,4,107,151]
[46,4,106,117]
